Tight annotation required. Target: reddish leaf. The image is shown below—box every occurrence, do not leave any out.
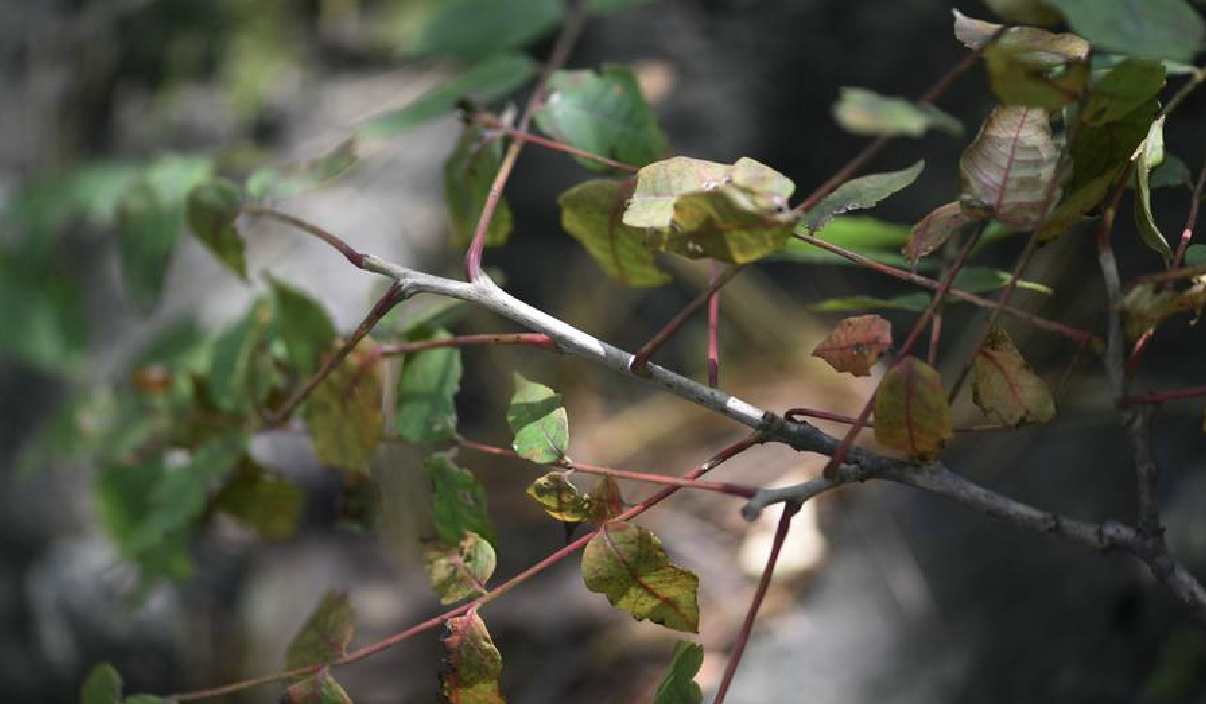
[441,611,506,704]
[959,106,1059,230]
[972,328,1056,426]
[588,476,625,525]
[812,315,893,377]
[873,356,952,459]
[904,202,972,263]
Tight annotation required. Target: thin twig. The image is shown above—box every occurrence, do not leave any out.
[629,265,740,375]
[707,260,722,387]
[473,114,639,173]
[376,333,556,357]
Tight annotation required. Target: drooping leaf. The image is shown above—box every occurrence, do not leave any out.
[441,611,506,704]
[832,87,961,137]
[812,314,893,377]
[212,456,304,540]
[959,106,1058,230]
[1120,278,1206,337]
[797,161,925,234]
[404,0,562,61]
[209,299,274,413]
[653,641,705,704]
[506,373,569,463]
[424,532,496,604]
[954,11,1090,64]
[395,330,462,444]
[359,54,537,138]
[185,177,247,280]
[444,125,512,248]
[809,293,932,313]
[558,179,670,287]
[426,453,496,545]
[588,476,626,525]
[1134,116,1175,263]
[534,65,668,172]
[526,472,594,523]
[246,139,359,200]
[972,327,1057,426]
[874,356,952,459]
[1043,0,1205,63]
[270,276,338,376]
[80,663,122,704]
[286,590,356,670]
[984,0,1062,25]
[304,339,383,473]
[905,201,973,263]
[281,672,354,704]
[1081,59,1167,126]
[581,520,700,633]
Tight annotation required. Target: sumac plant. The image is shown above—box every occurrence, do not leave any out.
[43,0,1206,702]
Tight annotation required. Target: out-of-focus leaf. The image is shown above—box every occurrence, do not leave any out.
[1044,0,1205,63]
[424,532,496,604]
[1186,244,1206,265]
[5,160,143,243]
[281,672,354,704]
[534,65,668,172]
[304,340,383,473]
[972,327,1057,426]
[379,292,471,337]
[1151,153,1192,189]
[506,373,569,463]
[270,276,337,376]
[395,330,462,444]
[440,612,506,704]
[526,473,593,522]
[81,663,122,704]
[905,202,973,263]
[959,106,1058,229]
[286,590,356,670]
[953,267,1053,295]
[810,293,931,313]
[833,87,961,137]
[798,161,924,234]
[0,249,88,374]
[209,299,273,413]
[812,314,892,377]
[874,356,952,459]
[426,453,495,545]
[404,0,562,61]
[1081,59,1167,126]
[653,641,705,704]
[589,476,625,524]
[359,54,537,138]
[582,520,700,633]
[1121,278,1206,337]
[246,139,358,200]
[1134,116,1175,263]
[984,0,1062,24]
[186,178,247,280]
[983,45,1090,109]
[444,125,512,248]
[558,179,670,287]
[95,454,193,582]
[590,0,656,12]
[212,457,303,540]
[777,216,914,265]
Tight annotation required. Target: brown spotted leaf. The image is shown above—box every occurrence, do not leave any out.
[972,327,1056,426]
[424,533,496,605]
[526,473,593,523]
[905,201,974,263]
[441,612,506,704]
[959,105,1059,229]
[581,520,700,633]
[873,356,952,459]
[812,315,892,377]
[303,340,383,474]
[285,590,355,671]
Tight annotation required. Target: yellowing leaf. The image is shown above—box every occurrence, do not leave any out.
[581,521,700,633]
[653,641,705,704]
[424,533,496,605]
[812,314,893,377]
[904,201,973,263]
[441,612,506,704]
[286,590,355,670]
[972,328,1056,426]
[281,672,354,704]
[982,45,1089,109]
[873,356,952,459]
[833,87,962,138]
[212,457,303,540]
[558,179,670,287]
[506,373,569,463]
[304,340,383,474]
[953,11,1089,65]
[959,106,1059,230]
[526,473,593,522]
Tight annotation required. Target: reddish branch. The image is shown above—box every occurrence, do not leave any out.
[1125,385,1206,406]
[472,114,639,173]
[629,265,740,376]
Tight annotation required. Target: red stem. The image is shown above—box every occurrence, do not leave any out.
[1171,144,1206,270]
[474,115,638,173]
[1125,385,1206,406]
[707,260,722,388]
[629,265,740,375]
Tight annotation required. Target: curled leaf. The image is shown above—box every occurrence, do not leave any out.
[424,532,496,604]
[286,590,355,670]
[874,356,952,459]
[582,520,700,633]
[588,476,625,524]
[972,328,1056,426]
[506,373,569,463]
[905,201,972,263]
[441,612,506,704]
[1120,278,1206,338]
[812,314,893,377]
[1134,116,1174,263]
[526,472,593,523]
[653,641,705,704]
[959,106,1059,230]
[953,11,1089,65]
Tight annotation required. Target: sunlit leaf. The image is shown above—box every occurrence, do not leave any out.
[535,65,668,172]
[426,453,496,545]
[304,340,383,473]
[441,611,506,704]
[959,106,1058,230]
[653,641,705,704]
[404,0,562,61]
[558,179,670,287]
[776,216,913,266]
[286,590,356,670]
[507,373,569,463]
[1043,0,1205,63]
[1081,59,1167,126]
[954,11,1090,64]
[270,276,337,376]
[424,532,496,604]
[874,356,952,459]
[797,161,924,235]
[212,457,303,540]
[395,330,462,444]
[582,520,700,633]
[80,663,122,704]
[526,472,593,522]
[281,672,354,704]
[444,125,512,248]
[905,202,973,263]
[209,299,274,413]
[246,139,358,200]
[186,178,247,280]
[812,314,892,377]
[833,87,961,137]
[972,327,1056,426]
[1134,116,1175,263]
[809,293,931,313]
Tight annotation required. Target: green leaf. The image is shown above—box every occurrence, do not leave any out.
[798,161,924,234]
[395,330,462,444]
[526,472,594,522]
[404,0,562,61]
[440,612,506,704]
[424,532,496,604]
[0,247,88,374]
[590,0,656,12]
[304,340,384,473]
[95,456,193,582]
[582,520,700,633]
[534,65,669,172]
[124,696,172,704]
[1135,116,1175,263]
[186,178,247,280]
[209,299,274,413]
[972,327,1057,426]
[1044,0,1205,62]
[506,373,570,463]
[246,138,359,200]
[983,0,1062,25]
[833,87,962,137]
[984,46,1090,109]
[959,106,1058,230]
[212,457,304,540]
[444,125,512,248]
[286,590,356,670]
[874,356,952,459]
[80,663,122,704]
[1186,244,1206,265]
[360,54,537,138]
[1081,59,1167,126]
[270,277,338,376]
[954,11,1090,65]
[115,183,184,311]
[558,179,670,287]
[653,641,705,704]
[953,267,1053,295]
[809,293,932,312]
[281,672,354,704]
[426,452,496,545]
[1151,153,1192,189]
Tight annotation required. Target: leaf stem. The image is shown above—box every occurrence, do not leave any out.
[707,260,722,388]
[1124,385,1206,406]
[629,265,740,375]
[473,114,639,173]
